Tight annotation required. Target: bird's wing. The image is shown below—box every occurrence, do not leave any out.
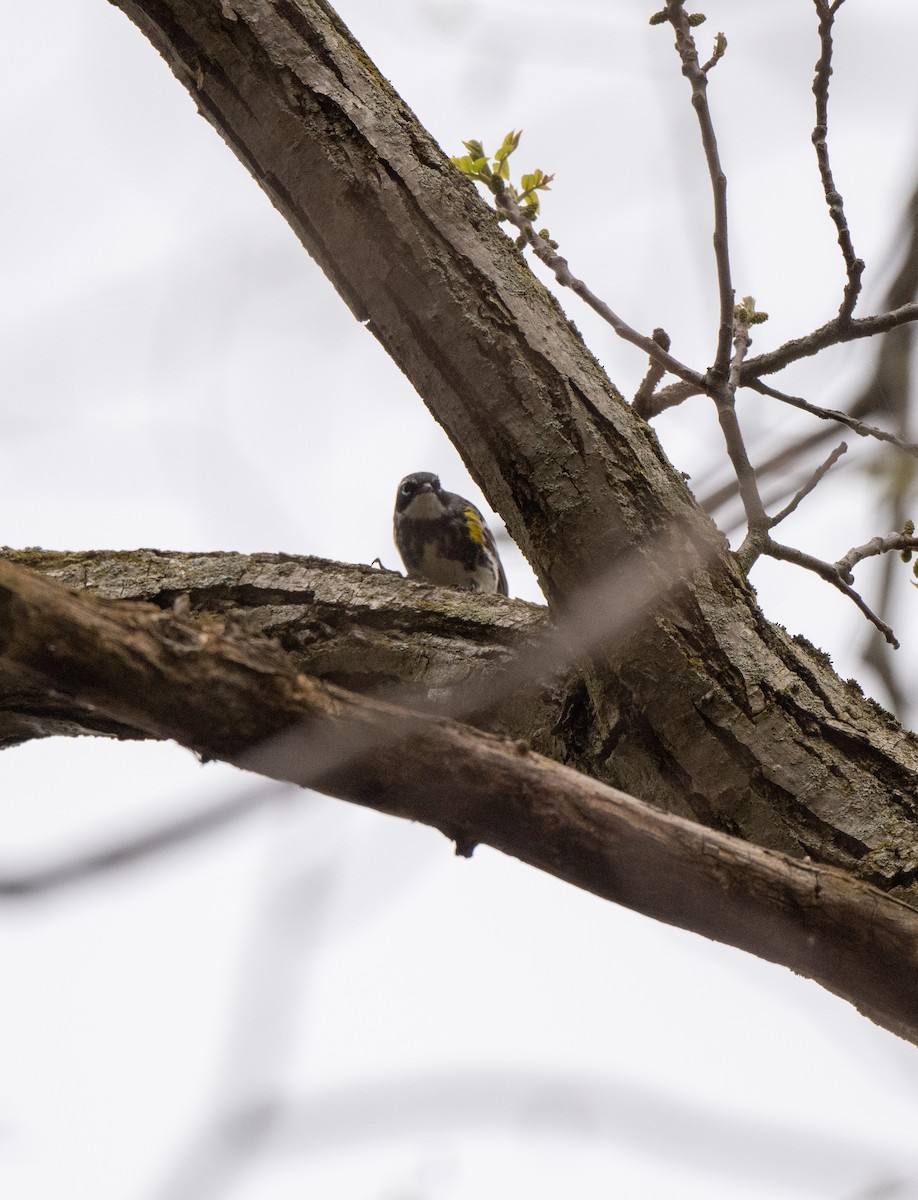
[462,502,509,597]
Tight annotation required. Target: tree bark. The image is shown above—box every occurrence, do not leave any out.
[95,0,918,901]
[0,548,572,757]
[6,0,909,1035]
[2,556,918,1044]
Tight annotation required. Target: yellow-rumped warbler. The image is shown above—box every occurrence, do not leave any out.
[393,472,509,596]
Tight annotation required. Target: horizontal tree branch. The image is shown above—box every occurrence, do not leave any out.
[2,558,917,1045]
[0,548,588,768]
[9,545,918,905]
[0,546,550,696]
[742,303,918,380]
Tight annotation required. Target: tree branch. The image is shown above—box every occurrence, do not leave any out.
[720,307,770,568]
[767,442,847,528]
[9,543,918,907]
[746,378,918,457]
[0,548,568,754]
[92,0,918,963]
[741,303,918,381]
[835,532,918,582]
[764,539,899,647]
[811,0,863,320]
[664,2,734,377]
[2,558,918,1046]
[632,328,673,415]
[492,188,706,391]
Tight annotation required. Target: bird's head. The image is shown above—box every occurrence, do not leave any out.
[395,472,444,516]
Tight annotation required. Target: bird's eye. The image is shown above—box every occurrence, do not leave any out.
[401,482,413,495]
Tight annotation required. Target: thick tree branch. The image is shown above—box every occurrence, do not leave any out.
[98,0,918,888]
[2,558,918,1046]
[0,548,574,759]
[9,544,918,915]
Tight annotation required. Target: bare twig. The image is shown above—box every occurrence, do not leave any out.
[766,539,899,647]
[742,303,918,381]
[633,327,672,415]
[719,308,770,568]
[638,377,702,418]
[835,532,918,583]
[701,173,918,526]
[746,379,918,458]
[699,31,727,76]
[492,189,707,391]
[812,0,863,321]
[664,1,734,377]
[639,304,918,423]
[635,304,918,421]
[862,481,915,718]
[768,442,848,529]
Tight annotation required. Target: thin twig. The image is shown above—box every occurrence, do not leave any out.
[835,532,918,583]
[699,32,727,76]
[702,174,918,519]
[0,785,282,896]
[861,489,913,718]
[633,327,672,415]
[812,0,863,320]
[665,1,734,377]
[746,378,918,458]
[768,442,848,529]
[639,378,702,417]
[742,303,918,381]
[766,539,899,647]
[727,309,751,395]
[647,304,918,415]
[719,310,770,568]
[493,188,707,391]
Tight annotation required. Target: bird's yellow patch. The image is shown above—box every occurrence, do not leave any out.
[463,506,485,544]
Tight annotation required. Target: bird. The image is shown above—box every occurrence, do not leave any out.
[393,471,509,596]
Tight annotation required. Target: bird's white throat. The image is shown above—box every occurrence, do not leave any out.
[403,490,446,519]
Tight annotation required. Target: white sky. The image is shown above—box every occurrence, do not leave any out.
[3,1,918,1198]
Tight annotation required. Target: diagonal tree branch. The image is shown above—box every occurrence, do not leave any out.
[98,0,918,891]
[0,547,581,767]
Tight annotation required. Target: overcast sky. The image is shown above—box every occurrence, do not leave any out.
[4,2,918,1198]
